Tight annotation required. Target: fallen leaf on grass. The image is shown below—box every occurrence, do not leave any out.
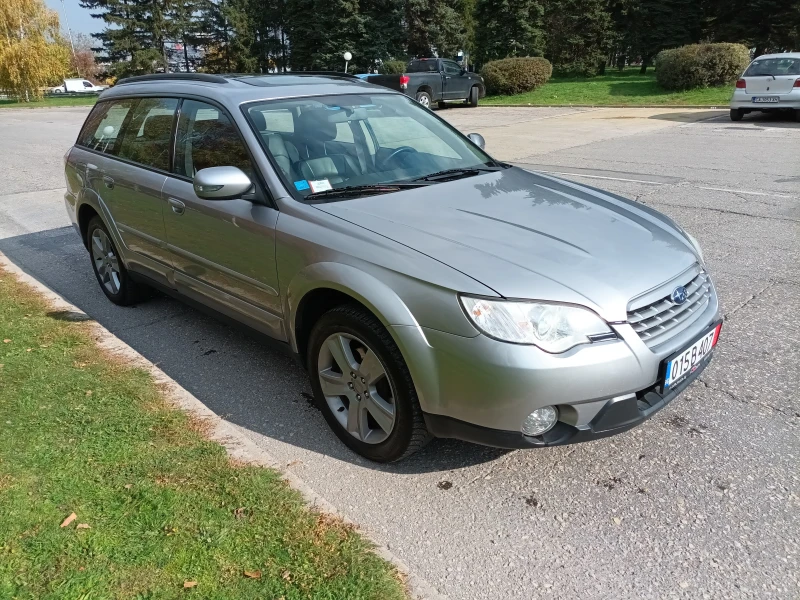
[243,570,262,579]
[282,570,292,581]
[85,390,93,396]
[3,339,10,344]
[60,512,77,528]
[124,484,133,490]
[76,523,91,529]
[183,581,198,588]
[26,348,32,352]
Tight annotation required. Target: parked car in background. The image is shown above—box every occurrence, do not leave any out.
[51,79,108,94]
[730,52,800,121]
[64,72,720,462]
[367,58,485,108]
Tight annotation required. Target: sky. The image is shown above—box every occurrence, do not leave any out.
[45,0,102,35]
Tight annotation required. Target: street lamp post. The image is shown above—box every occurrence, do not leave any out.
[343,51,352,74]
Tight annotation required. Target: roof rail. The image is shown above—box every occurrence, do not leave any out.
[116,73,229,86]
[234,71,361,80]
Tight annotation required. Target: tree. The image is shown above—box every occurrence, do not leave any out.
[474,0,544,65]
[704,0,800,55]
[543,0,616,75]
[625,0,702,73]
[285,0,364,70]
[406,0,465,58]
[360,0,406,68]
[0,0,69,99]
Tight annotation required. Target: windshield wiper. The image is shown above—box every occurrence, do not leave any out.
[411,166,502,183]
[305,183,429,201]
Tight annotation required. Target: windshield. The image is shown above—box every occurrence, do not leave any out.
[744,57,800,77]
[243,93,499,200]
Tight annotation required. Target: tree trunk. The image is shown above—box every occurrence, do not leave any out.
[183,38,190,72]
[639,55,651,75]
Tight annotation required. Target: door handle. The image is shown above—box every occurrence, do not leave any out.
[168,197,185,215]
[102,176,115,189]
[445,76,451,79]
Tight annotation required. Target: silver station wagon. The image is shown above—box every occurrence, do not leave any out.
[64,73,721,462]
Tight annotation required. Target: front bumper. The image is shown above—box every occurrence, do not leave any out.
[424,348,713,448]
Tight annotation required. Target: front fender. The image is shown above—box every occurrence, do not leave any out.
[285,262,443,411]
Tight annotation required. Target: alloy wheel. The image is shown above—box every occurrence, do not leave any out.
[317,332,397,444]
[91,229,121,295]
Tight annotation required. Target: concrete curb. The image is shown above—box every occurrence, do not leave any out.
[480,103,728,109]
[0,251,447,600]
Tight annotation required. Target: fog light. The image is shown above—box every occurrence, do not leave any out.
[521,406,558,436]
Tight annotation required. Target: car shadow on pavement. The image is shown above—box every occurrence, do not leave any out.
[0,227,509,474]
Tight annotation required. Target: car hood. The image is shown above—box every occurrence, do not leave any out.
[314,167,699,321]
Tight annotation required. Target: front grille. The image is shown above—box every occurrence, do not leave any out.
[628,271,712,348]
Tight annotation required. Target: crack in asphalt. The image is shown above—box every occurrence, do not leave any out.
[723,280,777,321]
[661,203,800,222]
[696,378,792,417]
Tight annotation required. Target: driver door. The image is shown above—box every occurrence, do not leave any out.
[162,99,284,340]
[442,60,471,99]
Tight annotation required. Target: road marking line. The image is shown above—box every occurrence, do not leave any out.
[531,170,665,185]
[698,186,792,198]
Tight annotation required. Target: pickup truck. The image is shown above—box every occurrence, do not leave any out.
[367,58,485,109]
[50,78,108,94]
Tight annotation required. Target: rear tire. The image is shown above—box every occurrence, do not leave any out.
[307,304,431,462]
[86,216,150,306]
[730,108,744,121]
[415,91,432,109]
[467,86,479,107]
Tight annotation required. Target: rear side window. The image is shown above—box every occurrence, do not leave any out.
[115,97,178,172]
[174,100,252,178]
[407,60,439,73]
[76,99,136,154]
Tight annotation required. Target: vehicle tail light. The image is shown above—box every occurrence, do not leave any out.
[735,79,746,89]
[399,74,409,89]
[794,78,800,88]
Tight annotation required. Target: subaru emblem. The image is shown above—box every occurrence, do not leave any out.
[671,286,688,305]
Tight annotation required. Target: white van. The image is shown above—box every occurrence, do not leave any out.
[51,79,108,94]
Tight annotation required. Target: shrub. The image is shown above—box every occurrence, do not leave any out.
[655,43,750,91]
[481,57,552,95]
[380,60,407,75]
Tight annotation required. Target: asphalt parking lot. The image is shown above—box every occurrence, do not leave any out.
[1,105,798,599]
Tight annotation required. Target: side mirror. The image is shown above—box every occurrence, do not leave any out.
[193,166,253,200]
[467,133,486,150]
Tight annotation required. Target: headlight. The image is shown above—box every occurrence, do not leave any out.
[686,233,705,264]
[460,297,613,353]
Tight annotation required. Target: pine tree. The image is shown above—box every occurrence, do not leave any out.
[625,0,702,72]
[360,0,406,68]
[474,0,544,64]
[406,0,464,58]
[285,0,364,71]
[543,0,616,75]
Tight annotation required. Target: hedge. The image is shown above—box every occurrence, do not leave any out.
[655,43,751,91]
[380,60,407,75]
[481,57,552,96]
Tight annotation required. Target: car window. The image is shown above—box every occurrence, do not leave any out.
[174,99,252,178]
[745,57,800,76]
[407,60,439,73]
[443,61,462,75]
[76,99,136,155]
[334,122,354,144]
[115,97,178,172]
[83,81,93,88]
[368,115,459,158]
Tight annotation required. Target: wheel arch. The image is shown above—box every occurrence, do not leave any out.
[416,85,433,97]
[77,203,100,249]
[287,263,421,365]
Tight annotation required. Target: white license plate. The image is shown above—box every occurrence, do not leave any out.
[663,324,722,390]
[752,96,779,103]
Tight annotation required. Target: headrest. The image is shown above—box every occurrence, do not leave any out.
[296,109,336,142]
[142,115,174,139]
[263,133,289,159]
[250,109,266,131]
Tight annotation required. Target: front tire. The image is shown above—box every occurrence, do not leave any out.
[467,86,479,107]
[307,304,430,462]
[86,216,150,306]
[730,108,744,121]
[415,91,432,109]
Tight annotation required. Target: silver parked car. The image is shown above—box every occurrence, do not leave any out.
[730,52,800,121]
[64,73,722,462]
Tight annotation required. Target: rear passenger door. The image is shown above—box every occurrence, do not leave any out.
[162,99,284,340]
[75,97,176,276]
[442,60,471,100]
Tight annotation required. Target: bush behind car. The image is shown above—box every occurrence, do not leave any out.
[655,43,750,91]
[481,57,552,95]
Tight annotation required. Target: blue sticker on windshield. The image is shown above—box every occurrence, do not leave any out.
[294,180,310,191]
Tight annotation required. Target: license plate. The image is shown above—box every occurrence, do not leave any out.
[663,323,722,391]
[752,96,779,103]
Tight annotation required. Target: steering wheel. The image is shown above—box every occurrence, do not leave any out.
[379,146,418,169]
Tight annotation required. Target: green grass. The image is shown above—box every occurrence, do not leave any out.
[484,67,732,106]
[0,96,98,109]
[0,269,407,600]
